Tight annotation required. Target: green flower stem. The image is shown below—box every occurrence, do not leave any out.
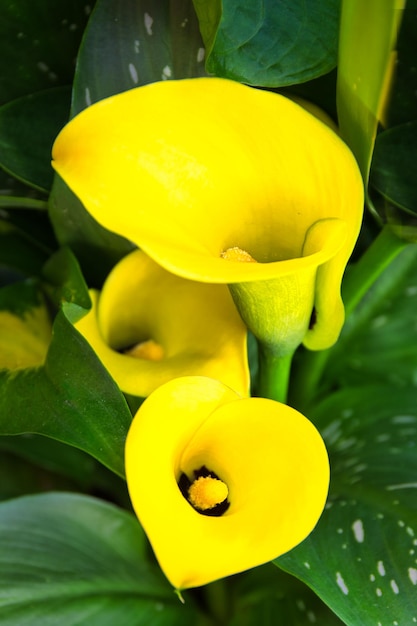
[203,578,231,625]
[256,346,294,404]
[292,225,407,410]
[0,196,48,210]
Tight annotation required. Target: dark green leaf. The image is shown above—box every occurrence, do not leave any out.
[0,87,71,192]
[0,310,131,477]
[0,450,76,502]
[277,384,417,625]
[0,435,96,489]
[71,0,206,115]
[0,222,50,278]
[0,0,92,105]
[386,6,417,127]
[0,250,132,476]
[42,246,92,322]
[370,122,417,215]
[0,492,203,625]
[323,244,417,389]
[230,564,344,625]
[48,176,134,287]
[194,0,340,87]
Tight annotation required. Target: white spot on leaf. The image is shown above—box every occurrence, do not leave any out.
[409,567,417,585]
[162,65,172,80]
[144,13,153,35]
[128,63,139,84]
[352,519,365,543]
[377,561,386,576]
[390,579,399,594]
[336,572,349,595]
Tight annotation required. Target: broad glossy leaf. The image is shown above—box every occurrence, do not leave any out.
[276,384,417,625]
[0,0,92,105]
[323,243,417,389]
[0,492,203,625]
[0,222,50,278]
[0,87,71,192]
[370,122,417,214]
[230,564,344,625]
[336,0,405,182]
[42,246,92,322]
[48,176,135,287]
[72,0,206,115]
[193,0,340,86]
[386,5,417,127]
[0,311,131,477]
[0,434,96,489]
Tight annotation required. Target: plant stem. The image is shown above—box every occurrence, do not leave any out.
[0,196,48,210]
[203,578,231,625]
[256,346,293,403]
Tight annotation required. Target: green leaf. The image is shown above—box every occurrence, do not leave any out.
[0,249,132,477]
[276,384,417,625]
[336,0,405,182]
[230,564,344,625]
[42,246,92,322]
[0,0,92,105]
[48,176,135,287]
[370,121,417,214]
[0,311,131,477]
[323,243,417,389]
[0,435,96,490]
[71,0,207,115]
[0,87,71,192]
[385,4,417,127]
[0,492,203,625]
[0,222,50,278]
[193,0,340,87]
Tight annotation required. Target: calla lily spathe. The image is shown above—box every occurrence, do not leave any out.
[75,250,249,397]
[125,376,330,590]
[52,77,364,351]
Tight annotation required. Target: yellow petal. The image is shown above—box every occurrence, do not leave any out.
[53,77,363,349]
[75,250,249,397]
[125,376,330,589]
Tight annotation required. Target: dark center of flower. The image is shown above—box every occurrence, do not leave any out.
[178,466,230,517]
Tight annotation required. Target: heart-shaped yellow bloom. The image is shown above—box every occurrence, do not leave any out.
[53,77,363,351]
[125,376,330,590]
[75,250,249,397]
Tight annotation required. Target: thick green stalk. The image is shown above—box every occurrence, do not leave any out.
[256,346,293,404]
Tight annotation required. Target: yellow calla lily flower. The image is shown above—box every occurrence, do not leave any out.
[125,376,330,590]
[75,250,249,397]
[52,77,364,352]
